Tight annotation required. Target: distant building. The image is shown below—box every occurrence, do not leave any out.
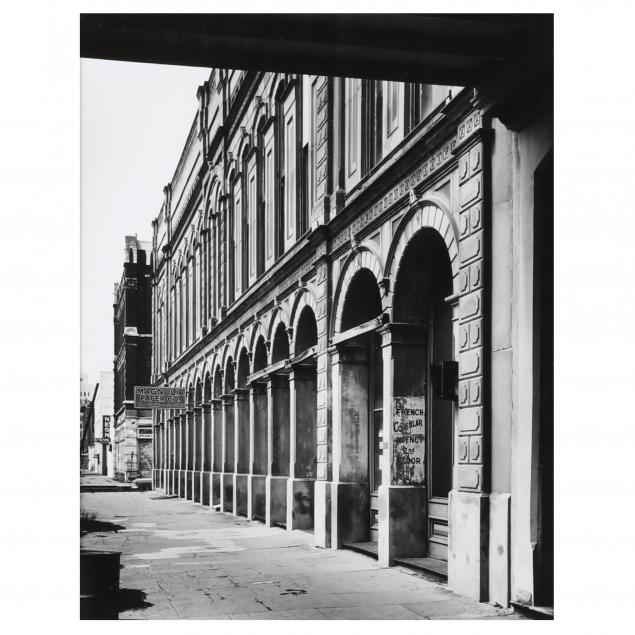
[112,236,153,482]
[79,373,95,470]
[85,371,115,476]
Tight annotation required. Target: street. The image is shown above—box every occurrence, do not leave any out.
[80,487,523,620]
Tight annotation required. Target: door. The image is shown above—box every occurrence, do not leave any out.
[426,295,454,561]
[369,333,383,543]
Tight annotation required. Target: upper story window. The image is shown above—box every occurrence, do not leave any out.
[362,80,383,175]
[386,81,399,137]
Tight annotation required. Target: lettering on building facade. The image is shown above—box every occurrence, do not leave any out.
[391,396,426,485]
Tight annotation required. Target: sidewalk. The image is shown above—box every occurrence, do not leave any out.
[80,472,132,492]
[80,490,524,620]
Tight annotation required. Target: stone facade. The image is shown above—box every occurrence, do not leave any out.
[150,70,553,609]
[113,236,153,482]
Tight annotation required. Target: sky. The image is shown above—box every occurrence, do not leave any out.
[81,59,211,385]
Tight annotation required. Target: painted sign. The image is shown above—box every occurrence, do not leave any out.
[134,386,186,409]
[391,396,426,485]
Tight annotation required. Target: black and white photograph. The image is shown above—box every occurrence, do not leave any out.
[76,13,553,620]
[4,2,634,629]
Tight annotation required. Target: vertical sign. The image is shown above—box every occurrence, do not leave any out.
[102,415,111,441]
[392,396,426,485]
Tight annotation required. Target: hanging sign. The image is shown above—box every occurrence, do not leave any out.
[391,396,426,485]
[134,386,186,409]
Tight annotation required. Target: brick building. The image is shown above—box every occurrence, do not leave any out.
[113,236,153,481]
[150,67,552,610]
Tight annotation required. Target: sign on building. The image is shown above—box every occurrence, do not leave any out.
[134,386,186,409]
[102,415,111,439]
[391,396,426,485]
[137,426,153,440]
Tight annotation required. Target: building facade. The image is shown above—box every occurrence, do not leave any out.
[79,373,95,470]
[85,371,115,476]
[113,236,153,482]
[150,70,553,609]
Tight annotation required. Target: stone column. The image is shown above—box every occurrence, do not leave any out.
[265,372,289,527]
[193,405,203,503]
[286,364,317,530]
[201,402,212,505]
[234,388,249,516]
[247,381,268,521]
[185,409,194,500]
[221,393,234,512]
[449,110,489,601]
[211,398,222,506]
[313,249,331,548]
[377,323,428,567]
[166,417,173,494]
[329,343,370,548]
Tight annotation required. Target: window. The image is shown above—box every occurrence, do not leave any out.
[386,81,399,136]
[346,78,359,176]
[362,80,383,175]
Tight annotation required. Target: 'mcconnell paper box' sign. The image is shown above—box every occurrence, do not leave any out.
[392,396,426,485]
[134,386,186,409]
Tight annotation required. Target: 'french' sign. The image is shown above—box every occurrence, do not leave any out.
[134,386,186,409]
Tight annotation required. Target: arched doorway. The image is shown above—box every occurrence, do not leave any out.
[235,348,250,516]
[222,357,235,512]
[193,379,203,503]
[250,336,269,521]
[392,227,455,565]
[211,366,223,506]
[288,305,318,530]
[202,373,212,506]
[334,266,383,551]
[268,321,290,527]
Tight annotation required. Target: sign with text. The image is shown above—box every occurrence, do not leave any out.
[134,386,186,409]
[391,396,426,485]
[102,415,111,437]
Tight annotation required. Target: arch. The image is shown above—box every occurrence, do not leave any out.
[252,335,268,373]
[248,318,267,354]
[332,247,384,335]
[385,198,460,303]
[213,364,223,399]
[289,286,318,338]
[187,383,195,409]
[203,371,212,402]
[224,356,235,394]
[271,321,290,364]
[267,304,291,345]
[195,377,203,407]
[237,347,250,388]
[294,305,318,356]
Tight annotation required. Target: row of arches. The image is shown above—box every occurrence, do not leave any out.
[153,198,461,564]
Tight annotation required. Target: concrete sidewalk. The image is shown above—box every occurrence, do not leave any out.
[80,472,132,492]
[80,491,524,620]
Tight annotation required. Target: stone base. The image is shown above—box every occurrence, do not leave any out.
[235,474,248,517]
[248,474,266,521]
[378,485,427,567]
[185,470,193,500]
[211,472,222,506]
[201,471,211,506]
[178,470,186,498]
[331,482,369,548]
[287,478,315,530]
[314,480,331,548]
[193,472,201,503]
[489,492,511,607]
[266,476,288,527]
[222,474,234,513]
[448,490,489,601]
